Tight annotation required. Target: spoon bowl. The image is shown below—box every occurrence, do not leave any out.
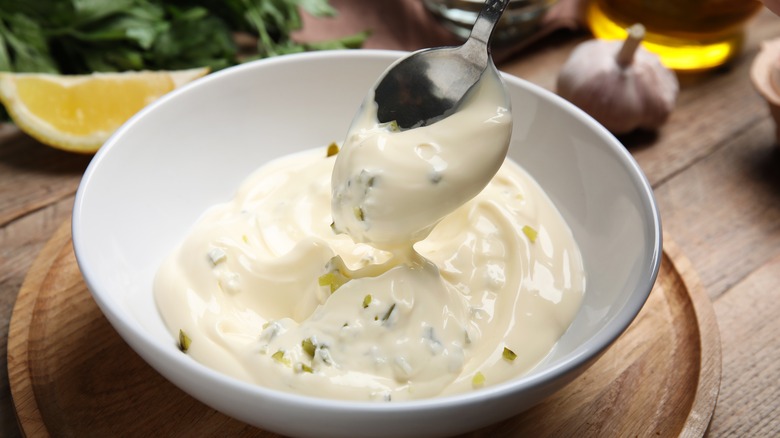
[374,0,511,129]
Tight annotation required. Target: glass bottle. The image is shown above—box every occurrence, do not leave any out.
[587,0,763,71]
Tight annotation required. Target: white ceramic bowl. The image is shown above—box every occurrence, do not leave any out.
[73,50,661,438]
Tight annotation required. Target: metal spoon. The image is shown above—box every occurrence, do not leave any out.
[373,0,511,130]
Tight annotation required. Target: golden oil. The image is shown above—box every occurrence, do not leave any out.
[587,0,763,72]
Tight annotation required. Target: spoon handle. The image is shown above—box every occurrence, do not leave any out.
[468,0,512,47]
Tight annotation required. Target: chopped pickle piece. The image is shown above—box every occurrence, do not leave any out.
[302,338,316,358]
[178,329,192,352]
[207,247,226,265]
[242,234,249,244]
[379,120,400,132]
[472,371,486,388]
[318,256,354,293]
[260,321,281,342]
[272,350,292,367]
[522,225,538,243]
[315,347,335,366]
[502,347,517,362]
[363,294,372,308]
[326,142,339,157]
[358,169,376,188]
[299,363,314,373]
[318,272,349,293]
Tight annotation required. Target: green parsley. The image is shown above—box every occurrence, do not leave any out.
[0,0,367,120]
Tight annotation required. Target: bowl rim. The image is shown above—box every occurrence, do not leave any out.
[72,49,662,414]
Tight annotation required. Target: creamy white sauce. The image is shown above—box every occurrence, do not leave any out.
[331,67,511,249]
[154,67,585,401]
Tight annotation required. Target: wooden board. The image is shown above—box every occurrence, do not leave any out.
[7,221,721,437]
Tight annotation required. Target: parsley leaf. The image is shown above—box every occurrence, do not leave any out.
[0,0,367,121]
[0,0,366,73]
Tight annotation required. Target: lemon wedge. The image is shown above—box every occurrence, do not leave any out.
[0,68,209,153]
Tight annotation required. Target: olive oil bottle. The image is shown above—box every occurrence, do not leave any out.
[587,0,763,71]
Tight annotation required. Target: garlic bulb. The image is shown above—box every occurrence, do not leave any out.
[556,24,679,135]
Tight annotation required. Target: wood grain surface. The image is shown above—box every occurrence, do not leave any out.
[7,222,719,437]
[2,5,780,438]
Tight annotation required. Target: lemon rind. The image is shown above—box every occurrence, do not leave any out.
[0,68,209,154]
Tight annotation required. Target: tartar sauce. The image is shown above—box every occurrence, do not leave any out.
[154,66,585,401]
[331,65,511,250]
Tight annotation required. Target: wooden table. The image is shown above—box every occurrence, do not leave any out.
[2,9,780,438]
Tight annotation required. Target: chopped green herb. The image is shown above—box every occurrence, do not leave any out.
[302,338,316,358]
[382,303,397,322]
[522,225,538,243]
[315,347,334,366]
[472,371,485,387]
[0,1,366,75]
[353,206,365,221]
[502,347,517,362]
[178,329,192,352]
[363,294,372,308]
[358,169,376,188]
[326,142,339,157]
[422,326,442,354]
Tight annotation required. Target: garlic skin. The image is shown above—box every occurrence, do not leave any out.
[750,37,780,143]
[556,24,679,135]
[762,0,780,16]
